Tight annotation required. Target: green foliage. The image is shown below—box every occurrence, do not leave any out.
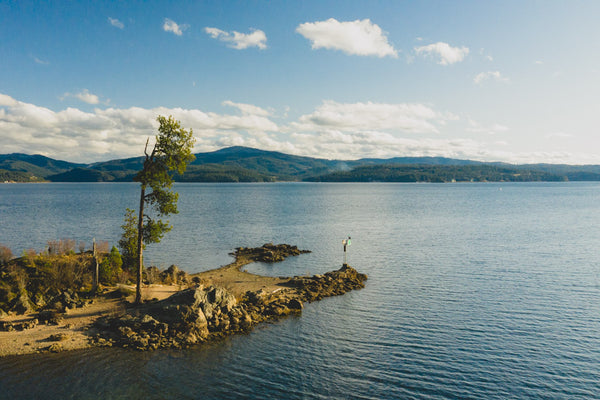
[0,251,97,314]
[178,164,275,182]
[99,246,123,284]
[118,208,140,270]
[134,115,196,244]
[306,164,566,183]
[0,169,46,182]
[46,167,114,182]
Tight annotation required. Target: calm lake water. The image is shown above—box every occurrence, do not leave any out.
[1,182,600,399]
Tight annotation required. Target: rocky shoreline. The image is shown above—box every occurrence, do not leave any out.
[0,244,366,355]
[91,244,367,351]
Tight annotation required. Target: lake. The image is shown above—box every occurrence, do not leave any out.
[1,182,600,399]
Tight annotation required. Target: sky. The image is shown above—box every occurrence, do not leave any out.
[1,0,600,164]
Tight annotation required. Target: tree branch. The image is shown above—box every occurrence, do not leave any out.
[143,137,150,159]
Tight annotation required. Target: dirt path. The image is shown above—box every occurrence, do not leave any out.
[0,284,185,357]
[192,256,292,299]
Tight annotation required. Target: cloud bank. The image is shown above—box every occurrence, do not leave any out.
[296,18,397,58]
[0,93,591,164]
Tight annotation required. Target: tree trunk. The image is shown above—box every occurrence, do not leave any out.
[135,185,145,304]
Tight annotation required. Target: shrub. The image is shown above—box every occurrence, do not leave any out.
[99,246,123,284]
[47,239,77,255]
[97,241,110,254]
[0,244,12,265]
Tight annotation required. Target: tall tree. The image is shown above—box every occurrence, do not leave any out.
[132,115,195,304]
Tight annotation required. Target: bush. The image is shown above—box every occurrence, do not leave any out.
[99,246,123,284]
[0,244,12,265]
[47,239,77,255]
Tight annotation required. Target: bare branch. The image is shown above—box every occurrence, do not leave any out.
[144,137,150,159]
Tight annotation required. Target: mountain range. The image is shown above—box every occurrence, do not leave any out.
[2,146,600,183]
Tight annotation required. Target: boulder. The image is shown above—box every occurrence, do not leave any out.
[37,310,64,325]
[288,298,303,310]
[94,286,239,350]
[47,343,63,353]
[0,321,14,332]
[11,292,35,315]
[47,333,69,342]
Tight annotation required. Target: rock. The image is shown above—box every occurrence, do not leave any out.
[14,319,38,331]
[0,321,14,332]
[47,343,63,353]
[92,250,368,353]
[11,292,35,315]
[232,243,311,263]
[47,333,69,342]
[37,310,64,325]
[94,286,238,350]
[34,293,46,308]
[288,298,303,310]
[289,265,367,303]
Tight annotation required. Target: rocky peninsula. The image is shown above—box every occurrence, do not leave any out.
[0,244,367,355]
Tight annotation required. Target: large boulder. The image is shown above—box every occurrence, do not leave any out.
[94,286,238,350]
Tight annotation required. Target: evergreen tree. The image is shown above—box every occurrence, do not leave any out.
[130,115,195,304]
[118,208,139,271]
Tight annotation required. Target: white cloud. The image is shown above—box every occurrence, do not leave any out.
[414,42,469,65]
[474,71,509,85]
[222,100,271,117]
[0,93,279,162]
[292,100,442,133]
[163,18,188,36]
[61,89,101,105]
[479,48,493,62]
[467,119,509,135]
[204,27,267,50]
[1,94,596,165]
[33,56,49,65]
[108,17,124,29]
[296,18,398,58]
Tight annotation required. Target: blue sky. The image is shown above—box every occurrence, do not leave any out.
[1,0,599,164]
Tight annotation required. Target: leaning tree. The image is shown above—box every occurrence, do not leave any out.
[131,115,195,304]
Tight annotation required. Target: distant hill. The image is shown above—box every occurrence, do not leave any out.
[46,167,115,182]
[87,146,342,182]
[0,153,83,181]
[1,147,600,183]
